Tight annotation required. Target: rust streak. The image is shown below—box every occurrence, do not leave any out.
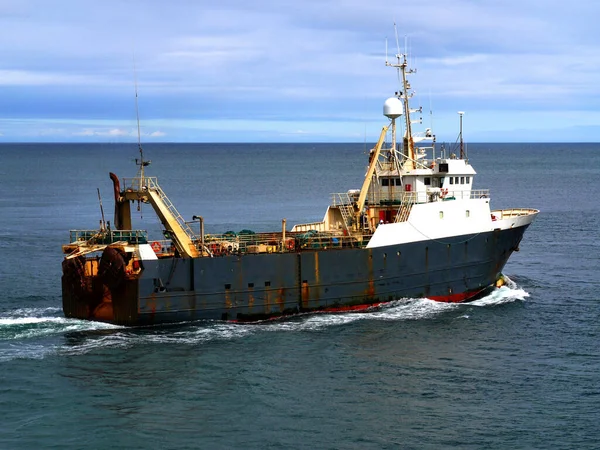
[225,290,232,309]
[277,288,285,311]
[264,284,271,314]
[314,252,320,306]
[301,280,309,309]
[366,249,375,298]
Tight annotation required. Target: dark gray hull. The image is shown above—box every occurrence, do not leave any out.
[82,223,528,325]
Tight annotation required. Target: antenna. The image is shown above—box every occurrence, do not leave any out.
[385,37,388,64]
[134,55,142,152]
[132,54,150,186]
[458,111,465,159]
[97,188,106,231]
[429,90,435,160]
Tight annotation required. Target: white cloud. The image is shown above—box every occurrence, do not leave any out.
[69,127,166,138]
[0,0,599,141]
[0,69,108,86]
[73,128,131,137]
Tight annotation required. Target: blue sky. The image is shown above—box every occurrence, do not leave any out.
[1,0,599,143]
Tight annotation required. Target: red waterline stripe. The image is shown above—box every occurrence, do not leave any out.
[428,288,485,303]
[231,289,490,322]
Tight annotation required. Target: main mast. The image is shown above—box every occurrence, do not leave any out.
[133,63,150,187]
[386,51,416,171]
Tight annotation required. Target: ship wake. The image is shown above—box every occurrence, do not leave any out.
[0,278,528,360]
[270,276,528,328]
[0,306,122,361]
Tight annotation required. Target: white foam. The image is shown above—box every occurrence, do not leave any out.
[253,298,457,332]
[0,308,123,343]
[1,278,530,360]
[0,316,67,326]
[470,276,529,306]
[2,306,62,318]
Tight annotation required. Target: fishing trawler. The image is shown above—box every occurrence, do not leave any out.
[61,51,538,325]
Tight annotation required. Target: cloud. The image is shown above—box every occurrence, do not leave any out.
[69,127,166,138]
[0,69,110,86]
[0,0,599,142]
[73,128,131,137]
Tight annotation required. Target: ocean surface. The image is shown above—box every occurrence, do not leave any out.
[0,142,599,449]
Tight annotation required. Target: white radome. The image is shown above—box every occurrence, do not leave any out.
[383,96,403,118]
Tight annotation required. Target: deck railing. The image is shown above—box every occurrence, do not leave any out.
[69,229,148,245]
[122,176,159,192]
[331,189,490,206]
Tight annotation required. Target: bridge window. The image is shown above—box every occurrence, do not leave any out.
[455,176,459,184]
[382,178,389,186]
[265,281,271,287]
[394,178,402,186]
[461,176,465,184]
[449,177,454,185]
[466,176,470,184]
[424,177,431,186]
[225,284,231,290]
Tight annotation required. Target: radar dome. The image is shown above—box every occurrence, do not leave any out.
[383,97,403,118]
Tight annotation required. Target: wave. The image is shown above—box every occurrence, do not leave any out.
[469,276,529,307]
[0,280,528,360]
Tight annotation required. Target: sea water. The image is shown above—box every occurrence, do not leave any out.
[0,143,599,449]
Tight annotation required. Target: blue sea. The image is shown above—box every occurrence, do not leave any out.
[1,142,599,449]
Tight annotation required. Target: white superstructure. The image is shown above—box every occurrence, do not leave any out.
[292,46,538,246]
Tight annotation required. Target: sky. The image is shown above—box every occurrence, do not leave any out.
[1,0,599,143]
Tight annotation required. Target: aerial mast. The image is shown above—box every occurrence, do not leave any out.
[458,111,465,159]
[133,60,150,186]
[386,52,415,170]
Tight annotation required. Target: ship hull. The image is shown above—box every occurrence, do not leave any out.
[62,223,530,326]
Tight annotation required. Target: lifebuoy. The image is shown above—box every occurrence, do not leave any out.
[209,242,221,256]
[151,241,162,253]
[286,238,296,251]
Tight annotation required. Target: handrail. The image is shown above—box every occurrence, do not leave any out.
[69,229,148,245]
[121,176,200,258]
[331,188,491,205]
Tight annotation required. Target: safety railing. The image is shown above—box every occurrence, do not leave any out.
[69,229,148,245]
[331,188,491,205]
[122,176,198,242]
[196,229,368,256]
[492,208,538,219]
[122,176,159,192]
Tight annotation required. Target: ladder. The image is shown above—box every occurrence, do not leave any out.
[147,179,197,241]
[335,193,354,231]
[394,194,415,223]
